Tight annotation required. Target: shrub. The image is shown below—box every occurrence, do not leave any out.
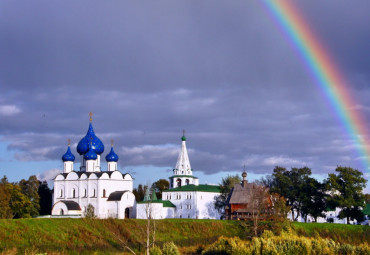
[84,204,96,219]
[162,241,180,255]
[202,229,369,255]
[150,245,163,255]
[201,236,249,255]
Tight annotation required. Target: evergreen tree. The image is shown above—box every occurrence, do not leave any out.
[133,184,148,202]
[38,180,52,215]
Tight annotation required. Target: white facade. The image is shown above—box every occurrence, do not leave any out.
[51,117,136,219]
[162,189,220,219]
[290,207,367,225]
[137,134,221,220]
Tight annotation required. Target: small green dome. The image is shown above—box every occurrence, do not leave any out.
[181,135,186,141]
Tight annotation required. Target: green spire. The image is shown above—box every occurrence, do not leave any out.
[181,129,186,141]
[143,188,151,202]
[151,189,158,201]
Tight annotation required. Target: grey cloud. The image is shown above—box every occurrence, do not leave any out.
[0,0,369,181]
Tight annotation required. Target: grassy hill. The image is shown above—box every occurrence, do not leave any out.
[0,218,368,254]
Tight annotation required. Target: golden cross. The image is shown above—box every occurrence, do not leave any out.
[111,139,114,147]
[89,112,93,122]
[68,139,71,146]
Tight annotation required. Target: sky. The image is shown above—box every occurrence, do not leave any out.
[0,0,369,192]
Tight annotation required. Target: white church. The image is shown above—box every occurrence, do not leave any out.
[51,114,136,218]
[136,133,221,219]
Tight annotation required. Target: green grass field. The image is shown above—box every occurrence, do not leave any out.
[0,218,368,254]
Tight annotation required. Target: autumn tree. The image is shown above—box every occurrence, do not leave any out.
[7,183,32,218]
[214,174,241,217]
[249,184,271,236]
[270,193,290,220]
[325,166,366,223]
[0,182,12,218]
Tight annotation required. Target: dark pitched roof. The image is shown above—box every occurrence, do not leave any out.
[163,184,220,193]
[227,182,258,204]
[59,200,81,210]
[107,191,129,201]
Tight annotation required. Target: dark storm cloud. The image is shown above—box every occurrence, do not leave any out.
[0,0,369,178]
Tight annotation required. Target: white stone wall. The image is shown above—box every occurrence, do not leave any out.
[162,191,221,219]
[136,203,175,219]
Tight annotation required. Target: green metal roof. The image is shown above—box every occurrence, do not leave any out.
[363,204,370,216]
[137,200,176,208]
[169,175,198,179]
[163,184,220,193]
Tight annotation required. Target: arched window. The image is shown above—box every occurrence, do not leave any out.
[176,178,182,187]
[84,189,87,197]
[93,189,96,197]
[60,189,63,197]
[103,189,106,198]
[185,179,189,185]
[60,209,64,215]
[72,188,76,198]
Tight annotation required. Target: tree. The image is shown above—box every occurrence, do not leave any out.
[270,166,313,221]
[7,183,32,218]
[214,174,241,217]
[152,179,169,200]
[19,175,40,217]
[38,180,52,215]
[133,184,148,202]
[0,182,12,218]
[249,183,271,236]
[300,178,327,222]
[325,166,366,223]
[270,193,290,220]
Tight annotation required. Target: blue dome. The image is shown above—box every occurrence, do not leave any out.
[62,146,75,162]
[105,147,119,162]
[77,123,105,155]
[84,145,98,160]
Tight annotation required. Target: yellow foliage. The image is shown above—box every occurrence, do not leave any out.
[202,229,369,255]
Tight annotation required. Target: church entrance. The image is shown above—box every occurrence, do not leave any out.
[125,208,130,219]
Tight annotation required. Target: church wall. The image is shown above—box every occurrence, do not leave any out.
[195,192,221,219]
[136,203,163,219]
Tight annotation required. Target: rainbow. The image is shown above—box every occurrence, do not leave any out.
[261,0,370,171]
